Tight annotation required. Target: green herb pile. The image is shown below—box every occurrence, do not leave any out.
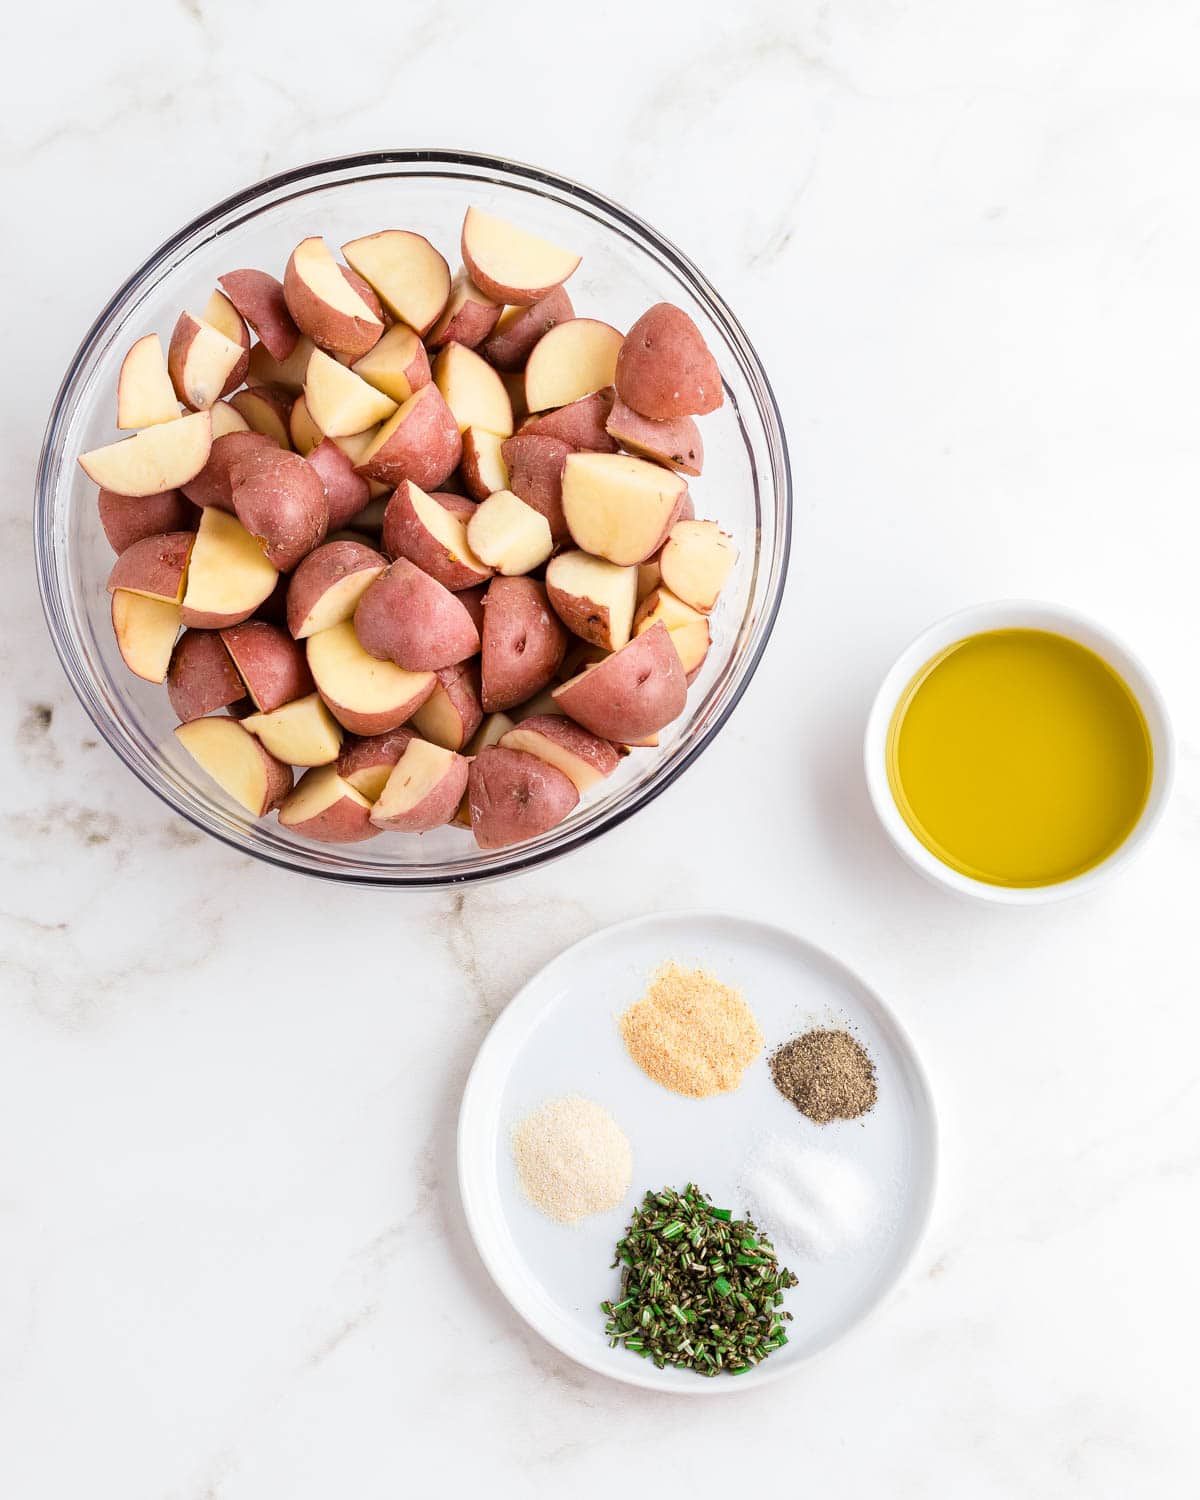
[601,1183,797,1376]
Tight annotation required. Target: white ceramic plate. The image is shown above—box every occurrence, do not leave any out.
[457,911,938,1393]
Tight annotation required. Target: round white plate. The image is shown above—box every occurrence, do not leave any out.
[457,910,938,1392]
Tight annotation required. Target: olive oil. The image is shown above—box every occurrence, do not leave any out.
[887,629,1152,888]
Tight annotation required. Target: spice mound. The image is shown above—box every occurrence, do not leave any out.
[769,1028,877,1124]
[620,962,763,1098]
[512,1095,632,1224]
[739,1135,877,1260]
[602,1183,797,1376]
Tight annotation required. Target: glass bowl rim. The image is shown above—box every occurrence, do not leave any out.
[34,148,792,887]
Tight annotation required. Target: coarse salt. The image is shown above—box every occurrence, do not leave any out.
[739,1134,877,1261]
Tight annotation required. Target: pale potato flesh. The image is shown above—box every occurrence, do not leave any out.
[111,590,180,683]
[291,561,385,639]
[658,520,737,613]
[371,739,466,831]
[288,393,324,454]
[229,388,290,446]
[305,348,398,436]
[201,288,248,350]
[307,621,435,723]
[182,506,278,623]
[279,766,375,838]
[292,237,381,321]
[524,319,623,412]
[174,717,286,816]
[351,324,429,402]
[560,452,686,565]
[242,692,343,766]
[116,334,178,429]
[461,427,509,497]
[434,342,513,436]
[342,230,451,334]
[633,586,712,676]
[211,400,251,437]
[247,334,316,393]
[545,550,638,651]
[79,411,213,496]
[466,490,553,575]
[171,314,246,411]
[461,207,580,303]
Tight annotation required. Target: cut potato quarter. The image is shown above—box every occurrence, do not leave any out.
[560,451,686,566]
[461,207,580,305]
[306,620,436,735]
[211,400,250,437]
[633,585,711,677]
[466,490,553,576]
[79,410,213,496]
[110,590,180,683]
[181,506,278,629]
[460,427,509,499]
[371,738,468,833]
[278,765,378,842]
[242,692,343,766]
[116,334,179,429]
[524,319,622,413]
[248,333,316,393]
[174,716,292,817]
[434,342,513,436]
[342,229,451,335]
[351,323,430,403]
[305,348,398,436]
[658,520,737,613]
[229,387,291,447]
[106,531,195,604]
[168,313,247,412]
[545,550,638,652]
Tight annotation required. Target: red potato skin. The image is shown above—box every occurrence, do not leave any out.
[340,265,386,326]
[479,287,574,371]
[283,246,383,362]
[252,739,295,814]
[553,622,687,742]
[219,270,299,362]
[480,576,568,712]
[219,620,314,713]
[426,281,502,352]
[606,396,704,476]
[432,490,475,518]
[353,559,480,671]
[414,661,483,750]
[518,388,618,452]
[286,539,387,637]
[500,434,572,544]
[457,583,487,635]
[305,438,371,528]
[371,749,470,833]
[280,779,380,842]
[231,451,329,571]
[230,384,294,446]
[468,745,579,849]
[215,304,251,397]
[167,312,246,411]
[167,629,245,722]
[106,530,195,601]
[615,303,723,419]
[181,431,280,512]
[459,429,507,500]
[335,728,416,790]
[97,489,198,554]
[355,386,462,491]
[382,481,490,592]
[500,714,619,787]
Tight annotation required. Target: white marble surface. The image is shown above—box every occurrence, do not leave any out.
[3,1,1199,1494]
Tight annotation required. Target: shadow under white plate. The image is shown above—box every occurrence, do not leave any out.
[457,910,938,1393]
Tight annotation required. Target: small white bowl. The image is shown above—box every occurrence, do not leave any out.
[864,600,1175,905]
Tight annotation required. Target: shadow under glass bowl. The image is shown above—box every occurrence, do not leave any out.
[35,150,791,887]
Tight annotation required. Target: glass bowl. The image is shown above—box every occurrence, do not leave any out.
[35,151,791,886]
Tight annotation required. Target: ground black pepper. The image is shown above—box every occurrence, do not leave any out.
[769,1028,877,1123]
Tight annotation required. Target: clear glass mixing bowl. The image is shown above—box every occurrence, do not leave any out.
[35,151,791,886]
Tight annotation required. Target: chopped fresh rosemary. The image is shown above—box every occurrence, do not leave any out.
[601,1183,797,1376]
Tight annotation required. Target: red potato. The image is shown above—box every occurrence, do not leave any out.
[457,582,488,635]
[499,714,619,793]
[286,540,387,639]
[553,622,686,742]
[382,481,491,592]
[466,490,553,576]
[79,410,213,496]
[355,384,462,490]
[410,660,483,751]
[181,431,279,512]
[340,264,385,324]
[305,438,371,528]
[658,520,737,612]
[307,620,435,735]
[499,433,571,543]
[517,388,617,452]
[633,586,711,681]
[561,452,687,565]
[304,347,397,436]
[98,488,198,554]
[351,324,431,403]
[219,269,299,362]
[606,396,703,476]
[284,237,384,361]
[247,334,316,393]
[219,620,313,712]
[335,727,416,801]
[211,400,251,438]
[230,384,293,448]
[467,745,579,849]
[174,716,292,817]
[460,427,509,499]
[180,507,278,629]
[426,271,501,351]
[241,692,343,766]
[346,495,389,532]
[116,333,178,429]
[106,530,194,603]
[111,590,181,684]
[480,575,567,712]
[431,490,476,519]
[201,289,251,394]
[342,230,451,336]
[545,550,638,651]
[231,450,328,571]
[451,711,515,825]
[615,303,723,419]
[461,207,580,305]
[524,319,623,413]
[435,342,513,436]
[279,765,379,842]
[166,629,245,721]
[288,393,325,455]
[256,571,291,627]
[557,638,609,682]
[353,558,479,671]
[370,739,469,833]
[168,312,246,412]
[479,286,574,371]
